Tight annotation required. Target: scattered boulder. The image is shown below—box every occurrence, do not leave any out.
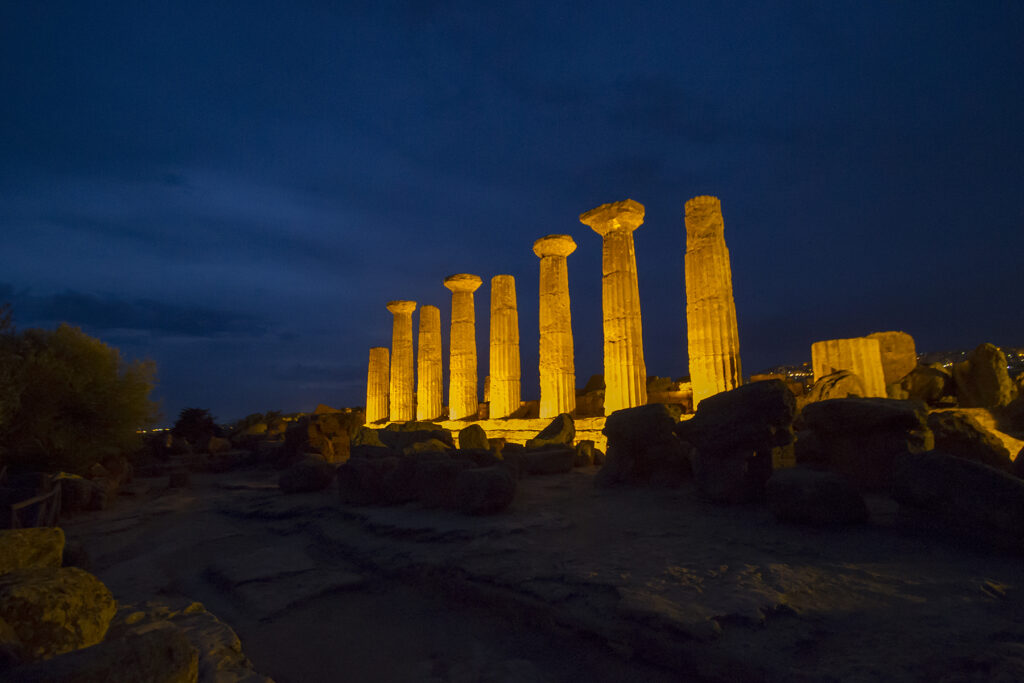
[900,364,954,405]
[525,413,575,449]
[278,456,336,493]
[378,424,454,452]
[675,381,795,502]
[0,567,116,662]
[798,397,933,490]
[953,343,1016,408]
[454,466,517,515]
[867,331,918,387]
[284,411,365,464]
[413,459,475,509]
[519,446,576,475]
[805,370,866,404]
[0,528,64,574]
[893,450,1024,551]
[336,457,399,505]
[351,426,385,448]
[766,468,868,525]
[927,410,1013,472]
[9,625,198,683]
[574,440,595,467]
[458,424,489,451]
[598,404,690,488]
[402,438,452,455]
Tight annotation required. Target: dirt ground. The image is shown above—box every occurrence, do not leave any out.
[62,466,1024,682]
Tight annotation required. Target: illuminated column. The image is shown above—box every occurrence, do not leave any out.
[444,274,483,420]
[416,305,443,420]
[811,337,887,398]
[386,300,417,422]
[488,275,521,419]
[684,196,743,408]
[580,199,647,414]
[533,235,577,418]
[365,347,389,423]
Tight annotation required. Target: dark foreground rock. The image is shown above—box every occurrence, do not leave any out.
[278,457,336,493]
[0,528,64,574]
[953,343,1016,409]
[596,404,690,488]
[927,410,1013,471]
[893,450,1024,552]
[525,413,575,449]
[454,466,517,515]
[766,468,868,525]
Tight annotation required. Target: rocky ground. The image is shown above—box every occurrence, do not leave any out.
[60,464,1024,683]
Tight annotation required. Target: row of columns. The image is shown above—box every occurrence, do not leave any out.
[366,196,744,421]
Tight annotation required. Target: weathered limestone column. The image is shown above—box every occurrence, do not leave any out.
[580,200,647,414]
[684,196,743,408]
[416,305,443,421]
[533,235,577,418]
[811,337,887,398]
[386,300,417,422]
[488,275,521,419]
[365,347,389,423]
[444,274,483,420]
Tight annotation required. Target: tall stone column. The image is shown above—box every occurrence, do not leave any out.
[416,305,443,421]
[580,199,647,414]
[365,347,389,424]
[488,275,521,419]
[811,337,887,398]
[386,300,417,422]
[533,235,577,418]
[684,195,743,408]
[444,274,483,420]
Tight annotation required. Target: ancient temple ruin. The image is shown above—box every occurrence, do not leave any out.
[533,235,577,418]
[488,275,521,419]
[365,346,389,423]
[684,196,742,408]
[579,200,648,414]
[811,336,887,398]
[385,300,417,422]
[416,305,443,421]
[445,273,483,420]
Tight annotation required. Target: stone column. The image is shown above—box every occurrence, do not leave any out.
[533,235,577,418]
[444,274,483,420]
[684,195,743,408]
[386,300,416,422]
[416,305,443,421]
[811,337,887,398]
[580,199,647,414]
[488,275,521,419]
[365,347,389,424]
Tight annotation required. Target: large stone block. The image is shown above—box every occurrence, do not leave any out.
[867,331,918,386]
[0,529,64,575]
[928,410,1013,472]
[0,567,116,662]
[525,413,575,449]
[454,466,516,515]
[811,337,887,398]
[597,404,690,488]
[953,343,1016,408]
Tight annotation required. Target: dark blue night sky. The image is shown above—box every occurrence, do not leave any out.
[2,1,1022,422]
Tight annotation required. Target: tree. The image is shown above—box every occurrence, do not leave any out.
[171,407,220,446]
[0,321,159,473]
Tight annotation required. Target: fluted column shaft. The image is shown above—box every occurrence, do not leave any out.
[489,275,521,419]
[365,347,390,423]
[533,235,577,418]
[416,305,443,420]
[386,300,417,422]
[581,200,647,414]
[811,337,887,397]
[685,196,742,408]
[444,274,482,420]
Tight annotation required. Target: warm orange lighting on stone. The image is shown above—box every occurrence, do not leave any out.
[812,336,887,398]
[488,275,521,419]
[684,195,742,408]
[365,346,389,423]
[580,199,647,414]
[533,234,577,418]
[386,300,417,422]
[867,330,917,386]
[444,273,482,420]
[416,305,443,420]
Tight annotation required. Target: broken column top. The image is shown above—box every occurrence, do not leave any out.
[386,300,417,314]
[579,199,645,235]
[533,234,577,258]
[684,195,725,238]
[444,273,483,292]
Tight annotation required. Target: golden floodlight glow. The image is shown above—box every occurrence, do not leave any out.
[580,199,647,415]
[386,300,417,422]
[533,235,577,418]
[416,305,443,421]
[365,347,390,423]
[684,195,743,408]
[811,336,887,398]
[488,275,521,419]
[444,273,483,420]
